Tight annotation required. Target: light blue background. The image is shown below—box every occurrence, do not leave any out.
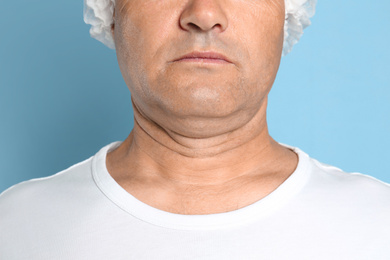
[1,1,389,193]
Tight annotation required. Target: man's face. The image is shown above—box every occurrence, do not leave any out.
[113,0,285,137]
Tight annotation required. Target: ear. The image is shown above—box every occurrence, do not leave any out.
[111,9,115,39]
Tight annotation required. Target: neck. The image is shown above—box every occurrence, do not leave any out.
[107,97,297,188]
[107,98,298,214]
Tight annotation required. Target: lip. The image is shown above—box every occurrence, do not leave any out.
[173,51,233,64]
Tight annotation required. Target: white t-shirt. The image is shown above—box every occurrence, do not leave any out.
[1,141,389,260]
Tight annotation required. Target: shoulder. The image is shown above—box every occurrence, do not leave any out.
[0,157,93,215]
[288,143,390,200]
[311,157,390,190]
[307,156,390,208]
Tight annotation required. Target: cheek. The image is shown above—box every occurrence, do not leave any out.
[235,4,284,101]
[241,3,285,71]
[249,3,284,51]
[116,1,180,59]
[115,2,181,94]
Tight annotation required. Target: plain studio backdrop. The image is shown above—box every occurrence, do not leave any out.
[0,1,389,193]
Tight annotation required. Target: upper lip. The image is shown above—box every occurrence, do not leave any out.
[173,51,232,63]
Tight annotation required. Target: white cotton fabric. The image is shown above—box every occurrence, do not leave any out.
[83,0,317,56]
[1,141,390,259]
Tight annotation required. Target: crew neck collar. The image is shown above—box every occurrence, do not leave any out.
[92,141,311,230]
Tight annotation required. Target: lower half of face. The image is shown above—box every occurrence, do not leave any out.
[115,0,285,137]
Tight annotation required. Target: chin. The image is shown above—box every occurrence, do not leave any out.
[148,97,257,139]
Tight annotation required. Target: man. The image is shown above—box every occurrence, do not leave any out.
[1,0,389,259]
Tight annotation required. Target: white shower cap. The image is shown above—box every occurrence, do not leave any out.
[83,0,317,56]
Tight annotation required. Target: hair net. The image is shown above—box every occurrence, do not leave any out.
[83,0,317,56]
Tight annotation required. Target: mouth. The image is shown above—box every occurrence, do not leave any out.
[173,51,233,64]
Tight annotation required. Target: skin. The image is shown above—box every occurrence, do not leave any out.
[106,0,298,215]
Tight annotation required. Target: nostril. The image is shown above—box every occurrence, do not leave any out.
[179,3,228,33]
[185,22,223,33]
[187,22,202,31]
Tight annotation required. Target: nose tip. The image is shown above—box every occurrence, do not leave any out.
[179,0,228,33]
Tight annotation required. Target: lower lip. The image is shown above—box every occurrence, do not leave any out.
[176,58,230,64]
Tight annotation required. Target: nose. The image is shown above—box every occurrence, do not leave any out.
[179,0,228,33]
